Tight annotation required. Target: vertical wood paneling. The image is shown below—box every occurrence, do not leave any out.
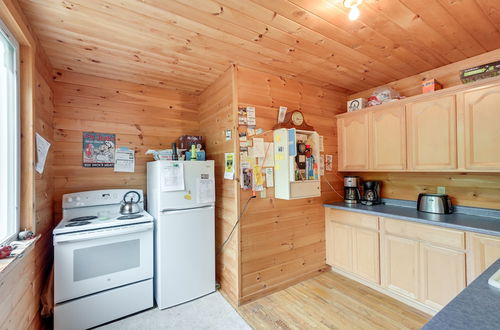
[236,66,346,303]
[51,70,200,218]
[199,67,239,305]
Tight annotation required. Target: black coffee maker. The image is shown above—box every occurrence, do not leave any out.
[361,181,381,205]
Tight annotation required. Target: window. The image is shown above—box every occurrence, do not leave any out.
[0,19,20,244]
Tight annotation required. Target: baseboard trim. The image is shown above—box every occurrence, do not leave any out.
[238,266,328,305]
[330,267,437,316]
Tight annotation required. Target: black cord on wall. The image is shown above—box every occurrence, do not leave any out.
[216,195,256,256]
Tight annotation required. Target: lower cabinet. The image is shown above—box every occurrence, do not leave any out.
[329,222,353,272]
[380,218,466,310]
[325,208,500,314]
[381,234,419,300]
[467,232,500,283]
[352,228,380,284]
[419,243,466,310]
[325,209,380,284]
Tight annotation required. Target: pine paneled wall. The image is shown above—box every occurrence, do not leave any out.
[348,49,500,210]
[199,67,240,305]
[350,49,500,99]
[51,71,200,217]
[0,47,55,329]
[236,66,346,303]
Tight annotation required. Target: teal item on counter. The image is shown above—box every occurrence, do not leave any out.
[185,151,206,160]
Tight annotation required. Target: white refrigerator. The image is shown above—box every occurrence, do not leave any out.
[147,160,215,309]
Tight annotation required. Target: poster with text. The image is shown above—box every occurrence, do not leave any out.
[82,132,116,168]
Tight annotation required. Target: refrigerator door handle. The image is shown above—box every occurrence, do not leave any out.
[161,205,214,214]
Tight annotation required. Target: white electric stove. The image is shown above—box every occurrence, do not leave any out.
[53,189,154,330]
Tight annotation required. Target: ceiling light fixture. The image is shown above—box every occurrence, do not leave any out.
[343,0,363,21]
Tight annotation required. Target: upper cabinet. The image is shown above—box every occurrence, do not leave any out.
[337,78,500,173]
[406,96,457,170]
[338,112,369,171]
[370,105,406,170]
[462,85,500,170]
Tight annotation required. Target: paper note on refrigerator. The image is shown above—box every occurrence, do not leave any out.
[160,163,185,191]
[197,178,215,204]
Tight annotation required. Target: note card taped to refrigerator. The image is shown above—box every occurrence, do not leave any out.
[197,178,215,204]
[160,163,185,191]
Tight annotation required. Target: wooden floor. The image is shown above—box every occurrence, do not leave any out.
[237,271,430,330]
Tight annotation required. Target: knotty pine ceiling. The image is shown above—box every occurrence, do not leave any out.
[19,0,500,94]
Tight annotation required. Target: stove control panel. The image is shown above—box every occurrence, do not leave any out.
[63,189,144,209]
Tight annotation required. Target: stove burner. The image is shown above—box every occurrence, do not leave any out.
[69,216,98,222]
[66,221,91,227]
[117,214,143,220]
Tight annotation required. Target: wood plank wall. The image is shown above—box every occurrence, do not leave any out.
[348,49,500,210]
[0,46,55,329]
[350,49,500,99]
[199,67,240,305]
[51,70,200,218]
[235,66,346,303]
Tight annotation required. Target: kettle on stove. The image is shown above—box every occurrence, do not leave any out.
[120,190,142,215]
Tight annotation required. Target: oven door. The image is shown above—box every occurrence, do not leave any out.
[54,222,153,303]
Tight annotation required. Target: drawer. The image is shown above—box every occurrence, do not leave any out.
[381,217,465,250]
[326,208,379,230]
[290,180,321,199]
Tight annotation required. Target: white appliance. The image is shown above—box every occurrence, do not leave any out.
[53,189,154,330]
[147,160,216,309]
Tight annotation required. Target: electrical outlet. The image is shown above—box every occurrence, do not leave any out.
[437,186,446,194]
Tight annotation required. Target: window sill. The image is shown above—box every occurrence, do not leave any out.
[0,235,40,279]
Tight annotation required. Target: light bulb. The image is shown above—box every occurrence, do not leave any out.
[348,5,360,21]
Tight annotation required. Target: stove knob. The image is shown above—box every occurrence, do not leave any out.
[66,197,73,203]
[75,196,81,202]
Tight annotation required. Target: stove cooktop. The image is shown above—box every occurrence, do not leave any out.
[65,221,91,227]
[69,216,98,222]
[54,212,154,235]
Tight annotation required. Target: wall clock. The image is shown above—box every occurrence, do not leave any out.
[273,110,314,130]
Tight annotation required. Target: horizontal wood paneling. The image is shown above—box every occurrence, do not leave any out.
[352,172,500,210]
[18,0,500,94]
[52,70,200,217]
[236,66,346,303]
[198,67,239,305]
[350,49,500,100]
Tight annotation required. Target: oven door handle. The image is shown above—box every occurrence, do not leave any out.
[53,223,153,244]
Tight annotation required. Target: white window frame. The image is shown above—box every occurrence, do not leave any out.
[0,17,20,245]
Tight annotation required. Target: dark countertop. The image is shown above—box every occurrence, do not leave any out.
[324,200,500,237]
[422,258,500,330]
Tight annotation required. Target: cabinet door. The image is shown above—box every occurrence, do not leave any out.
[325,218,334,266]
[370,105,406,170]
[330,222,353,272]
[353,228,380,284]
[381,234,419,299]
[463,85,500,170]
[406,96,457,170]
[338,113,369,171]
[467,233,500,283]
[419,243,466,310]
